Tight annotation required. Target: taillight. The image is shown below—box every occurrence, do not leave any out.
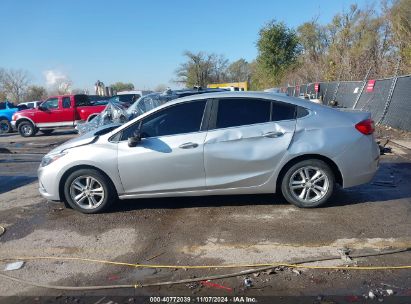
[355,119,375,135]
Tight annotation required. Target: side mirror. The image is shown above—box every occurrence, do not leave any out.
[38,105,46,111]
[128,132,142,147]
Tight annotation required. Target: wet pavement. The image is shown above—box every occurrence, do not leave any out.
[0,131,410,300]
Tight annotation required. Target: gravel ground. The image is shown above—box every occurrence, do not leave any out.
[0,130,410,302]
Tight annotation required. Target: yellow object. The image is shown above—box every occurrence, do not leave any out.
[207,82,248,91]
[1,256,410,271]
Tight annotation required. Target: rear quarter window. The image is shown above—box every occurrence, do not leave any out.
[271,102,296,121]
[296,106,309,118]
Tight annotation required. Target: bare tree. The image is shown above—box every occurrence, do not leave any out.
[0,69,30,102]
[25,85,47,101]
[227,59,251,82]
[175,51,229,88]
[154,84,168,92]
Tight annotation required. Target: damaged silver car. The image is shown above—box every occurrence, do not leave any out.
[38,91,380,213]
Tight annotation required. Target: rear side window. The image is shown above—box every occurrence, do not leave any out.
[0,103,5,110]
[216,98,270,128]
[74,95,90,106]
[62,97,71,108]
[271,102,296,121]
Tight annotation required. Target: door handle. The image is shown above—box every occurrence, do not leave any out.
[179,142,199,149]
[263,131,284,138]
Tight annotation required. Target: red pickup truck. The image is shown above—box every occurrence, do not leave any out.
[11,94,106,137]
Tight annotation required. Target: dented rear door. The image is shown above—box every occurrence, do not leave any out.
[204,98,296,189]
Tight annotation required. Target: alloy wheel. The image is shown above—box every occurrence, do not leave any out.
[21,124,33,136]
[69,175,105,209]
[289,166,330,205]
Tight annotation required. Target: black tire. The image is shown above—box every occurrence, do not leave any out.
[0,119,12,134]
[281,159,334,208]
[40,129,54,135]
[18,121,37,137]
[63,168,117,214]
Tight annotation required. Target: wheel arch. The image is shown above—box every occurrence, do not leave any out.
[16,117,35,128]
[276,154,343,190]
[0,116,10,121]
[58,164,119,203]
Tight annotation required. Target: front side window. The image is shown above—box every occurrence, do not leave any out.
[121,100,206,140]
[216,98,270,129]
[62,97,71,108]
[42,98,59,110]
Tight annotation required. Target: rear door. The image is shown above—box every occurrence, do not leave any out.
[204,97,297,189]
[117,99,210,194]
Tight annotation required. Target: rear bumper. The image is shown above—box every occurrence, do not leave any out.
[10,120,16,130]
[334,136,380,188]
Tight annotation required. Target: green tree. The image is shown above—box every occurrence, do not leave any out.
[256,20,301,86]
[389,0,411,73]
[24,85,47,101]
[111,82,135,92]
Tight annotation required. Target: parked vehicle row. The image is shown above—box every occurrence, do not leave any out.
[0,101,26,133]
[1,92,152,137]
[38,91,380,213]
[11,94,107,137]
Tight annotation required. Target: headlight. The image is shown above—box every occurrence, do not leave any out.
[41,151,67,167]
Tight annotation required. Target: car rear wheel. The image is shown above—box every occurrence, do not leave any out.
[64,169,116,214]
[18,121,37,137]
[40,129,54,135]
[281,159,334,208]
[0,119,12,134]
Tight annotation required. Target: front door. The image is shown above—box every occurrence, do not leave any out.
[117,99,209,194]
[35,97,74,127]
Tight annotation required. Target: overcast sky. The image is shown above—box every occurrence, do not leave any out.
[0,0,372,91]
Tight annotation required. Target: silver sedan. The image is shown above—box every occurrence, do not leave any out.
[38,92,380,213]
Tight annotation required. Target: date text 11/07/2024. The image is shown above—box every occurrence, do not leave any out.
[149,296,257,303]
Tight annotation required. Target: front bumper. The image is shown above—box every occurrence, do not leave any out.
[38,165,61,201]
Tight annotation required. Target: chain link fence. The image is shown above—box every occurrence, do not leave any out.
[282,75,411,131]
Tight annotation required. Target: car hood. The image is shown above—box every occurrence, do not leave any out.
[16,108,38,115]
[48,123,122,154]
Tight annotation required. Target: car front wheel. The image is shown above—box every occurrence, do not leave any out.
[18,121,37,137]
[281,159,334,208]
[64,169,116,214]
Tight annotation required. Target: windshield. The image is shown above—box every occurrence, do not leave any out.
[126,92,176,119]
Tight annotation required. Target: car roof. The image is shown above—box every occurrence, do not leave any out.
[162,91,324,110]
